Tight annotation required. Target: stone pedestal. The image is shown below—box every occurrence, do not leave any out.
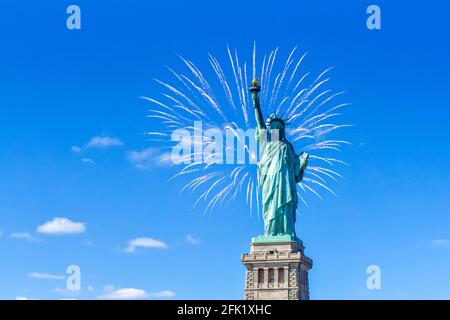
[241,238,313,300]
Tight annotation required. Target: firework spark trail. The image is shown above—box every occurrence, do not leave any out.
[263,48,279,105]
[260,54,267,93]
[271,46,297,110]
[288,52,307,87]
[252,42,256,80]
[209,54,237,113]
[144,45,351,214]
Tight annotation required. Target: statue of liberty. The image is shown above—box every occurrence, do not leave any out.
[250,79,309,242]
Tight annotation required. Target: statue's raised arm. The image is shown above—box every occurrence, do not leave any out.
[249,78,266,130]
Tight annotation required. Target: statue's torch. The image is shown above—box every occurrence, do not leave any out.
[250,78,265,129]
[249,78,261,94]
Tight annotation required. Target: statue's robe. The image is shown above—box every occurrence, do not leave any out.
[257,128,304,237]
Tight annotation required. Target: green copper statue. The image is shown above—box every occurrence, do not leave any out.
[250,79,309,242]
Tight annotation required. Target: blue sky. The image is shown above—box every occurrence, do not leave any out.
[1,0,450,300]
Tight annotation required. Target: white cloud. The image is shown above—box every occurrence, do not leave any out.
[81,158,95,165]
[54,287,81,297]
[430,239,450,248]
[10,232,32,240]
[87,136,123,149]
[10,232,40,242]
[98,288,175,300]
[186,234,201,245]
[71,146,82,153]
[37,217,86,235]
[104,284,115,292]
[126,147,172,170]
[149,290,176,298]
[71,135,123,154]
[28,272,65,280]
[125,237,168,253]
[16,296,35,300]
[98,288,147,300]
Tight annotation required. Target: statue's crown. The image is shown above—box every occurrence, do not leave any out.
[266,113,286,127]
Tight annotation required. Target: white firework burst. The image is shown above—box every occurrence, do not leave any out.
[142,44,351,215]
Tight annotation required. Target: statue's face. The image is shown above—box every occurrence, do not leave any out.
[269,120,285,139]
